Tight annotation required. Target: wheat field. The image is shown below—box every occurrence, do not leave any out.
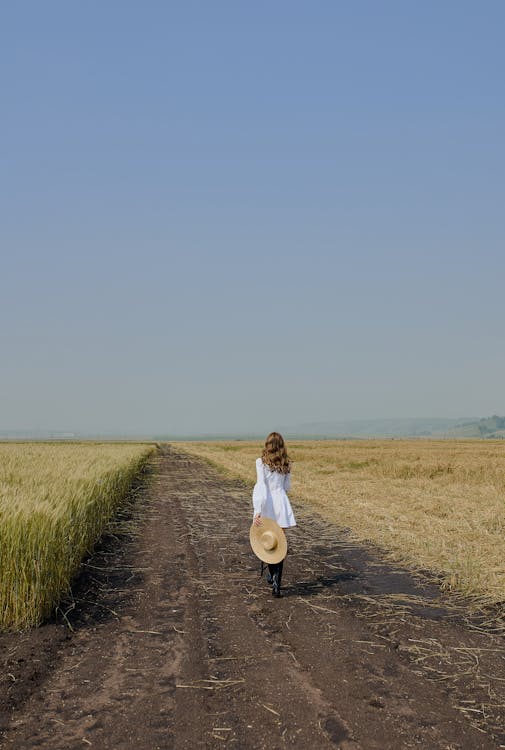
[179,440,505,606]
[0,442,155,630]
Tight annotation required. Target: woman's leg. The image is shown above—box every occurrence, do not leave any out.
[267,563,275,583]
[277,559,284,587]
[270,559,284,597]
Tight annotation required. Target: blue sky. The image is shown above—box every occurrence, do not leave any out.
[1,2,504,435]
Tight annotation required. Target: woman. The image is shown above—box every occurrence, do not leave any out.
[253,432,296,597]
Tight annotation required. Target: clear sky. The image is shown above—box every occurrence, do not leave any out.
[1,2,504,435]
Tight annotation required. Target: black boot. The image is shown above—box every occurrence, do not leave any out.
[266,563,274,585]
[271,559,284,598]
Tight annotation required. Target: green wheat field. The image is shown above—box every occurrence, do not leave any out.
[0,442,155,630]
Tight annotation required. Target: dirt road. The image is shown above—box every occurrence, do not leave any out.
[1,446,504,749]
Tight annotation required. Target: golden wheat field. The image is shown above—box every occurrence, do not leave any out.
[179,440,505,606]
[0,442,155,630]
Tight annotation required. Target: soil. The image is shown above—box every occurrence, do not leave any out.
[1,445,505,749]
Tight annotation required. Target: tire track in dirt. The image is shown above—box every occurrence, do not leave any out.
[1,445,504,749]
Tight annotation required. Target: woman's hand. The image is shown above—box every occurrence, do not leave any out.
[253,513,262,526]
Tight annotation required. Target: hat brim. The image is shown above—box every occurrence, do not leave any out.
[250,517,287,564]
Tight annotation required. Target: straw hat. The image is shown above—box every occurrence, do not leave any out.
[250,517,287,564]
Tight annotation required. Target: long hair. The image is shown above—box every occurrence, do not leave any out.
[261,432,291,474]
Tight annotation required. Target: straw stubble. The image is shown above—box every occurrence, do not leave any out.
[178,439,505,606]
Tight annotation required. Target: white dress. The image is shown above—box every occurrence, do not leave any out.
[252,458,297,529]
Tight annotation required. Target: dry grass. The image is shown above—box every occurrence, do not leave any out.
[177,440,505,606]
[0,442,156,630]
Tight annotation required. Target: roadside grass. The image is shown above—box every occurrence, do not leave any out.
[177,440,505,607]
[0,442,156,630]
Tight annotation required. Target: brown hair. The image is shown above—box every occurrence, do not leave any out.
[261,432,291,475]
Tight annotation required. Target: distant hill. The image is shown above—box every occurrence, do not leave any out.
[443,415,505,439]
[2,417,504,441]
[284,416,505,439]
